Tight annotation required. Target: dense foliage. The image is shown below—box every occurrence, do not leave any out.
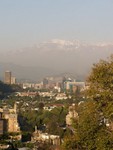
[0,81,22,99]
[0,81,13,99]
[19,106,68,137]
[63,56,113,150]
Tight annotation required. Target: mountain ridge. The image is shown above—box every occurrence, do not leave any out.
[0,39,113,81]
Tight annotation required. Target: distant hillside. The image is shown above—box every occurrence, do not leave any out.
[0,62,57,82]
[0,81,13,99]
[0,39,113,81]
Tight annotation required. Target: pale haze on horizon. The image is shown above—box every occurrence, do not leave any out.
[0,0,113,80]
[0,0,113,51]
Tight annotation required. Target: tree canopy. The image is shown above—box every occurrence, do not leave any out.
[0,81,13,99]
[87,56,113,117]
[63,55,113,150]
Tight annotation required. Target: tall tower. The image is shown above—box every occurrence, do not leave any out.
[43,78,48,88]
[4,71,12,84]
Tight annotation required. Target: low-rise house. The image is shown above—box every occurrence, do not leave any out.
[39,92,55,98]
[32,130,60,145]
[55,93,68,100]
[16,92,38,98]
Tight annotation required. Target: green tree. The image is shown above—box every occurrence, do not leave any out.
[87,57,113,117]
[0,81,13,99]
[63,56,113,150]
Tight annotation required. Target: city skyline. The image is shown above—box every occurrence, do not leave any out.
[0,0,113,81]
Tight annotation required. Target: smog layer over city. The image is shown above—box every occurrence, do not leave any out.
[0,1,113,150]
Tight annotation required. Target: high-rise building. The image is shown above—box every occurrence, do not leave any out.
[4,71,12,84]
[43,78,48,88]
[11,76,16,84]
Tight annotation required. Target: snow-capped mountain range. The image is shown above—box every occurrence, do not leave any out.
[0,39,113,80]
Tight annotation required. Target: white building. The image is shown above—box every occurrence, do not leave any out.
[32,130,60,145]
[66,104,78,125]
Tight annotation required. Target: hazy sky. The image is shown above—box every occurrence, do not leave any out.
[0,0,113,52]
